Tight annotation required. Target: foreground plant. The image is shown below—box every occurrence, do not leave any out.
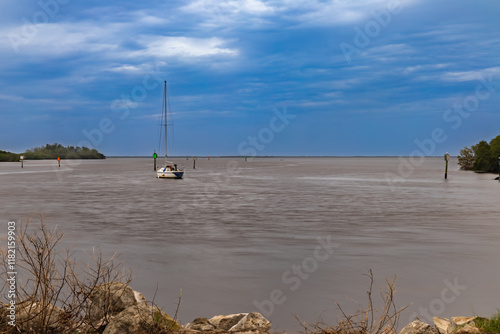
[0,217,131,333]
[297,270,408,334]
[474,311,500,334]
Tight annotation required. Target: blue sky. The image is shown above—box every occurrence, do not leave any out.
[1,0,499,156]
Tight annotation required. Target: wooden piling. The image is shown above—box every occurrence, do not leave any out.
[57,157,61,167]
[20,155,24,168]
[153,152,157,171]
[444,153,450,179]
[193,156,197,169]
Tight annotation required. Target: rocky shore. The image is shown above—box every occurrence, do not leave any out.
[7,282,272,334]
[5,282,493,334]
[401,316,489,334]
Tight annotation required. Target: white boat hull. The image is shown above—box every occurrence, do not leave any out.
[156,168,184,179]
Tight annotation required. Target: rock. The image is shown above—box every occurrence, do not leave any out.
[86,282,148,325]
[400,320,439,334]
[432,316,488,334]
[186,312,272,333]
[434,317,457,334]
[452,316,486,326]
[202,312,271,333]
[454,324,481,334]
[229,312,272,333]
[103,303,181,334]
[452,317,475,325]
[84,282,180,334]
[451,317,486,334]
[185,317,217,331]
[15,301,66,333]
[209,313,247,331]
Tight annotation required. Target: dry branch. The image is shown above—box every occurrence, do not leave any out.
[297,270,408,334]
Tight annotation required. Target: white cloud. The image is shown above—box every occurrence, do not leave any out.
[136,14,169,25]
[132,36,239,59]
[179,0,277,29]
[0,22,118,56]
[107,64,145,73]
[181,0,420,29]
[291,0,376,26]
[440,67,500,82]
[0,16,238,68]
[403,63,449,74]
[245,0,274,13]
[182,0,275,17]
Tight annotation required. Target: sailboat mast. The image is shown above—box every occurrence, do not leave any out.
[164,80,167,163]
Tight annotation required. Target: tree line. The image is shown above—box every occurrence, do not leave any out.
[0,150,20,162]
[457,135,500,173]
[0,143,105,161]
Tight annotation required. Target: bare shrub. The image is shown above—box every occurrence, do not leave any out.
[137,288,183,334]
[0,217,131,333]
[296,270,408,334]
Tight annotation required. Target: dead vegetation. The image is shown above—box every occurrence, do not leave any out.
[138,288,183,333]
[296,270,408,334]
[0,217,131,333]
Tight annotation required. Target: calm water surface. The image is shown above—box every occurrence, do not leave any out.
[1,157,499,332]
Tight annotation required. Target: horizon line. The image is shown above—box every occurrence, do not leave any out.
[107,155,455,158]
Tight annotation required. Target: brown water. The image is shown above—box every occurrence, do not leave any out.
[1,157,499,332]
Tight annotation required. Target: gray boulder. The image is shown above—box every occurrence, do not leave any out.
[228,312,272,333]
[434,317,457,334]
[433,316,485,334]
[185,317,217,331]
[102,303,181,334]
[86,281,147,325]
[400,320,439,334]
[189,312,271,333]
[15,301,66,333]
[209,313,247,331]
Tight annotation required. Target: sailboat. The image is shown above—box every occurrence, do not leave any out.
[156,80,184,179]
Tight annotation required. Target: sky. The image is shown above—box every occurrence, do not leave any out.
[0,0,499,156]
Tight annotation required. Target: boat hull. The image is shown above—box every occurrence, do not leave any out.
[156,170,184,179]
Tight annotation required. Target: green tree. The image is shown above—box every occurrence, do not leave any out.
[23,143,105,160]
[473,140,493,172]
[459,135,500,173]
[0,150,20,162]
[457,146,475,170]
[489,135,500,173]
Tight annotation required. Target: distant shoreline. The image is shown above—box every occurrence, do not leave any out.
[107,155,456,158]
